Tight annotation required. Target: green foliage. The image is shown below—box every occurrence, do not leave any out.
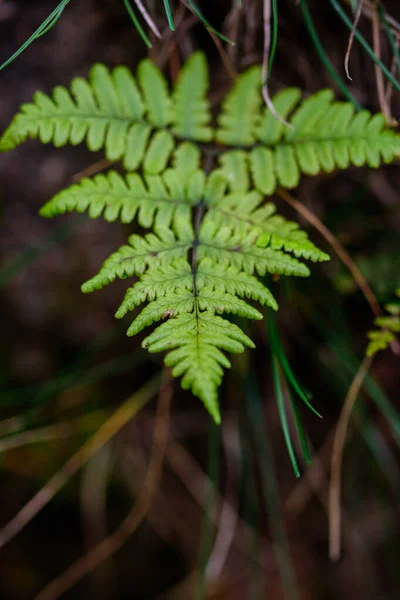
[2,52,399,421]
[367,290,400,357]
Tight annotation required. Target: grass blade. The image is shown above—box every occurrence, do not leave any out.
[0,0,70,72]
[299,0,362,109]
[122,0,152,47]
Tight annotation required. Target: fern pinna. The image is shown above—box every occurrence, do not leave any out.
[2,53,400,422]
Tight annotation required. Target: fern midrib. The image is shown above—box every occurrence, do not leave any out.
[192,201,205,344]
[118,242,191,264]
[15,111,395,148]
[67,192,192,208]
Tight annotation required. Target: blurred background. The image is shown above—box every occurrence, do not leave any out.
[0,0,400,598]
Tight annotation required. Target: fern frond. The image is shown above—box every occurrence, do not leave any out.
[366,293,400,356]
[172,52,213,142]
[366,329,396,357]
[39,169,203,235]
[12,53,399,422]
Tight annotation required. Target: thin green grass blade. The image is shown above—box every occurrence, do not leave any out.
[197,420,220,600]
[329,333,400,446]
[378,5,400,78]
[299,0,362,109]
[122,0,152,48]
[0,0,70,72]
[268,314,322,418]
[35,5,66,38]
[163,0,175,31]
[239,420,264,598]
[0,217,78,287]
[303,303,400,498]
[288,389,312,466]
[271,356,300,477]
[186,0,234,45]
[267,0,279,77]
[246,370,299,599]
[330,0,400,94]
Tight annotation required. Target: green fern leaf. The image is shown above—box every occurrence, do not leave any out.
[143,312,255,423]
[137,59,173,127]
[0,61,176,172]
[200,171,329,262]
[12,54,400,422]
[366,329,395,357]
[82,229,192,292]
[173,142,202,177]
[39,169,200,234]
[366,293,400,356]
[198,224,311,277]
[215,66,262,146]
[171,52,213,142]
[250,88,400,193]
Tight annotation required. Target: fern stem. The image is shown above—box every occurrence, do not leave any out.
[192,201,205,281]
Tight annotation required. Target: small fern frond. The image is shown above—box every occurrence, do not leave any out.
[366,329,396,357]
[40,168,203,235]
[172,53,213,142]
[366,292,400,356]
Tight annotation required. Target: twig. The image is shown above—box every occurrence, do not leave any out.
[80,444,118,597]
[262,0,291,128]
[35,372,173,600]
[132,0,161,38]
[0,375,161,550]
[209,29,238,80]
[344,0,365,80]
[72,158,113,182]
[277,188,382,318]
[384,33,400,109]
[372,0,390,120]
[343,0,400,36]
[329,355,372,560]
